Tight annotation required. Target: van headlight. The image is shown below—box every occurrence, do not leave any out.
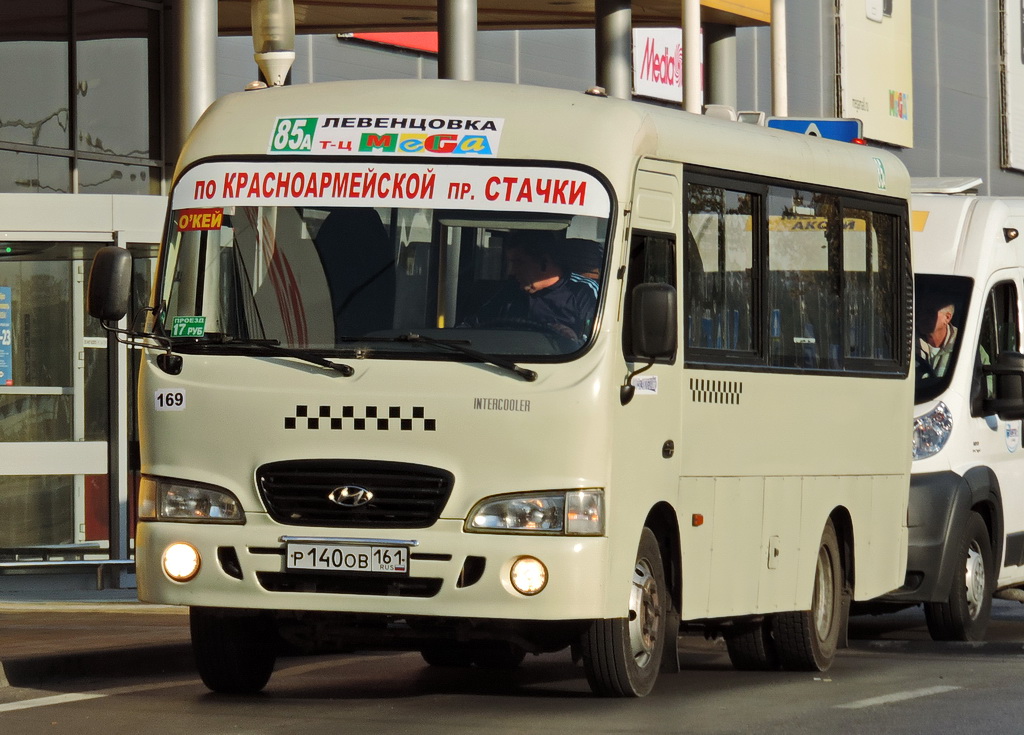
[912,401,953,460]
[139,475,245,523]
[466,490,603,535]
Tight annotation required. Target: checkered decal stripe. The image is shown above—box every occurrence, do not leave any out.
[689,378,742,405]
[284,405,436,431]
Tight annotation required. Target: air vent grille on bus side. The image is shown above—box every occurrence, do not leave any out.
[256,459,454,528]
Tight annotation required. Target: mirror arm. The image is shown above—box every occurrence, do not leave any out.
[100,317,182,375]
[620,359,655,406]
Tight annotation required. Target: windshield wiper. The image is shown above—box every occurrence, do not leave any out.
[191,335,355,376]
[393,333,537,382]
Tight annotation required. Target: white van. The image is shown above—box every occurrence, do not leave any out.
[878,177,1024,640]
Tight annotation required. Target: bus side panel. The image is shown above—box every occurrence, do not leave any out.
[793,475,908,605]
[866,474,910,599]
[706,476,764,617]
[680,473,908,620]
[758,476,802,610]
[677,476,714,619]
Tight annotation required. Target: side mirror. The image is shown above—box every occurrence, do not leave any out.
[630,282,677,360]
[87,246,133,322]
[983,351,1024,420]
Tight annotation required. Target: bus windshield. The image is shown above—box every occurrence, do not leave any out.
[914,273,973,403]
[157,168,610,360]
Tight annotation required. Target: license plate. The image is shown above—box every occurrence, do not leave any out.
[285,543,409,574]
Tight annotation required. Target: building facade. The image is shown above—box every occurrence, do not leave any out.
[0,0,1019,585]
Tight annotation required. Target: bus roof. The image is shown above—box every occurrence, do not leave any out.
[178,79,909,201]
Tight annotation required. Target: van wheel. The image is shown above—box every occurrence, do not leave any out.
[925,511,993,642]
[724,617,780,671]
[772,520,843,671]
[579,528,667,697]
[190,607,277,694]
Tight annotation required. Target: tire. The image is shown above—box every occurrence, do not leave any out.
[190,607,277,694]
[773,520,843,672]
[471,642,527,670]
[420,644,475,668]
[924,511,993,642]
[579,527,667,697]
[724,618,780,671]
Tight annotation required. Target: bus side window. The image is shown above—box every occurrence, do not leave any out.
[973,281,1020,415]
[685,183,756,353]
[767,187,841,370]
[623,232,676,363]
[843,209,899,363]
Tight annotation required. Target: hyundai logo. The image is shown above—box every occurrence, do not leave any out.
[327,486,374,507]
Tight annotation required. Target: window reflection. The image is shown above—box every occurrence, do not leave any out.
[0,476,74,546]
[0,0,161,193]
[0,0,70,149]
[78,160,158,195]
[0,150,71,194]
[76,0,158,160]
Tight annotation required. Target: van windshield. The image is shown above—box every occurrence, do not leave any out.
[156,163,610,359]
[915,273,973,404]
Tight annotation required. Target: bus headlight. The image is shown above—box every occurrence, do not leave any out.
[912,401,953,460]
[139,476,245,523]
[466,490,603,535]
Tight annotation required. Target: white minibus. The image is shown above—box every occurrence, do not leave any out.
[877,178,1024,641]
[88,79,914,696]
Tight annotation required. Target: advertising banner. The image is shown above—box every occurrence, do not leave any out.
[837,0,913,147]
[1002,0,1024,171]
[633,28,684,103]
[0,287,11,386]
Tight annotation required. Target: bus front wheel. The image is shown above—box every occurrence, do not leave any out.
[579,527,667,697]
[772,520,843,671]
[190,607,278,694]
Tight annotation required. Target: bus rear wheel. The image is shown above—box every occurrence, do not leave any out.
[579,527,667,697]
[190,607,277,694]
[925,511,993,642]
[772,520,843,671]
[724,617,780,671]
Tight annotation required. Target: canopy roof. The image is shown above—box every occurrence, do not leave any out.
[218,0,770,34]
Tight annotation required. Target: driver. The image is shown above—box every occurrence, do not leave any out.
[917,297,957,379]
[463,231,598,345]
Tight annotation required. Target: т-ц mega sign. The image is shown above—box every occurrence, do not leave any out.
[269,115,504,157]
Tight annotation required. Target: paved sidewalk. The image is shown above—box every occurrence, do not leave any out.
[0,589,194,688]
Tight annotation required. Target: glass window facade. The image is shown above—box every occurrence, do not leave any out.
[0,0,161,195]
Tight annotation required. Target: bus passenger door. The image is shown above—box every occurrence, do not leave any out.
[614,163,684,584]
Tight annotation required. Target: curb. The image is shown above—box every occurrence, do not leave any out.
[0,601,188,614]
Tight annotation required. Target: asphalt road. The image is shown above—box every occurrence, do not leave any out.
[2,600,1024,734]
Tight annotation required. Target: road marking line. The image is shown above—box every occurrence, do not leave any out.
[837,685,962,709]
[0,692,107,713]
[0,679,194,714]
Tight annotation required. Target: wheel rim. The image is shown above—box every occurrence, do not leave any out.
[964,541,986,619]
[627,558,661,668]
[813,544,836,642]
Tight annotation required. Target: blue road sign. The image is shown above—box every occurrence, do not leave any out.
[766,117,863,143]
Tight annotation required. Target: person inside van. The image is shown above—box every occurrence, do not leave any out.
[461,230,598,346]
[917,298,957,378]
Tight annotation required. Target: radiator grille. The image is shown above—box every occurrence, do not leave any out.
[257,459,454,528]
